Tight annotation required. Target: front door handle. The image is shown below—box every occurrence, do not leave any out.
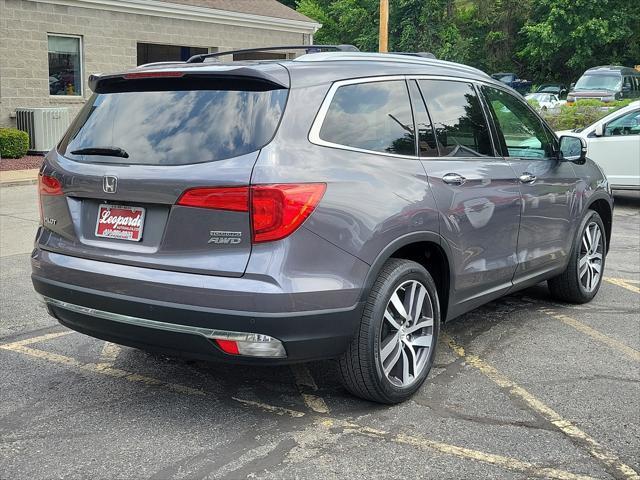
[442,173,467,186]
[519,172,537,184]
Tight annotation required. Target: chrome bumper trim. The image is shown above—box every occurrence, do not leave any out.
[42,295,287,358]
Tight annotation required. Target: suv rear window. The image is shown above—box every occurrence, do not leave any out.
[59,84,287,165]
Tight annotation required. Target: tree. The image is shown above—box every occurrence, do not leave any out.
[518,0,640,83]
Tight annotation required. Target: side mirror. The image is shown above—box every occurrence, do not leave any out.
[594,123,604,137]
[570,82,576,89]
[559,135,587,164]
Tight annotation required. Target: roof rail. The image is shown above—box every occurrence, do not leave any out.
[392,52,436,59]
[186,45,360,63]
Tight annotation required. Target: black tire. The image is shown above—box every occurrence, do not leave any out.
[337,258,440,404]
[548,210,606,303]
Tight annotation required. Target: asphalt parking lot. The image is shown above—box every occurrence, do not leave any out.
[1,184,638,480]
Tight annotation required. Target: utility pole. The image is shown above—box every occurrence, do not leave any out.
[379,0,389,53]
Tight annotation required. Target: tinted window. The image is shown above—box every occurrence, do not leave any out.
[483,86,555,159]
[319,80,416,156]
[59,86,287,165]
[574,74,621,91]
[605,110,640,136]
[408,81,438,156]
[417,80,493,157]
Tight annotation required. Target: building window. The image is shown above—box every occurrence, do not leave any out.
[48,34,82,96]
[137,43,209,65]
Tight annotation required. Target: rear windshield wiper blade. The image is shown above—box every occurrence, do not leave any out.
[70,146,129,158]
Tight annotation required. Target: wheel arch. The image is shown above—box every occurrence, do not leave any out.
[360,232,453,322]
[586,195,613,253]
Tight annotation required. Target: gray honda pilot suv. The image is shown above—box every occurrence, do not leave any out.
[32,47,613,404]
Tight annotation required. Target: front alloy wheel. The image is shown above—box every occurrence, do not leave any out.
[579,222,603,293]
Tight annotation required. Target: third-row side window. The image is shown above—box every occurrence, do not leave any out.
[319,80,416,156]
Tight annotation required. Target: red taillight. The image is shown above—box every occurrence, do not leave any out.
[38,174,63,196]
[175,183,326,243]
[176,187,249,212]
[251,184,326,243]
[215,339,240,355]
[124,71,185,79]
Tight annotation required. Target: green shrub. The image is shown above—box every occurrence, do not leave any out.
[540,99,633,131]
[0,128,29,158]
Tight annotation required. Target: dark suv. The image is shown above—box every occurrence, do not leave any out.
[32,47,613,404]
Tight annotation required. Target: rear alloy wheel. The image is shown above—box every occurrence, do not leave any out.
[338,259,440,404]
[380,280,434,388]
[548,210,606,303]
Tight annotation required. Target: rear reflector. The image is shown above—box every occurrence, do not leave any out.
[38,174,63,196]
[215,339,240,355]
[177,186,249,212]
[213,334,286,357]
[176,183,326,243]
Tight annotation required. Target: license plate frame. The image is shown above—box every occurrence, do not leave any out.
[95,204,146,242]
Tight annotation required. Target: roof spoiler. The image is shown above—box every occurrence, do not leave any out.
[186,44,359,63]
[89,66,291,93]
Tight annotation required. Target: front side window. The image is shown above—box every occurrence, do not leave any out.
[48,35,82,96]
[483,86,555,159]
[318,80,416,156]
[604,110,640,136]
[417,80,493,157]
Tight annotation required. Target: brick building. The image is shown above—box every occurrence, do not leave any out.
[0,0,319,127]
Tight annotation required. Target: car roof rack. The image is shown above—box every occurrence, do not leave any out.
[186,45,360,63]
[392,52,436,59]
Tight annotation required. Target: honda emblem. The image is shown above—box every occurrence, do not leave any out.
[103,176,117,194]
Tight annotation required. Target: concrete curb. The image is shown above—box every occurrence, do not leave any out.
[0,169,39,187]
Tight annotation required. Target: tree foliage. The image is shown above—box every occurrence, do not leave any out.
[288,0,640,83]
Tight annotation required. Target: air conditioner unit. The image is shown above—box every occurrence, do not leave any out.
[15,108,71,154]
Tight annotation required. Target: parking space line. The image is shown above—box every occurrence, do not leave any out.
[604,277,640,294]
[0,330,72,348]
[99,342,122,366]
[321,419,597,480]
[232,397,306,418]
[1,342,207,396]
[443,334,640,480]
[291,364,330,414]
[539,308,640,362]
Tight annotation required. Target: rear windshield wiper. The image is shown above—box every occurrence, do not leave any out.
[70,146,129,158]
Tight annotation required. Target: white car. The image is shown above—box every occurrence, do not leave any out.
[558,101,640,190]
[525,92,564,111]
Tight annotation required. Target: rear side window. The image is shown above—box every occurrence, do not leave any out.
[318,80,416,156]
[59,84,288,165]
[417,80,493,157]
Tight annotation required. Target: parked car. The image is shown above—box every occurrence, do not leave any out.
[558,101,640,190]
[525,92,565,111]
[535,83,569,99]
[567,66,640,104]
[33,47,613,404]
[490,72,532,94]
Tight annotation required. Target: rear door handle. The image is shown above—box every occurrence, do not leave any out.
[519,173,537,184]
[442,173,466,186]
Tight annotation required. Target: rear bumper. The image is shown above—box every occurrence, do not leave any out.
[34,275,363,364]
[31,246,366,364]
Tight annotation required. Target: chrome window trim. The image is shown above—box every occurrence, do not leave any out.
[41,295,286,357]
[309,74,503,160]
